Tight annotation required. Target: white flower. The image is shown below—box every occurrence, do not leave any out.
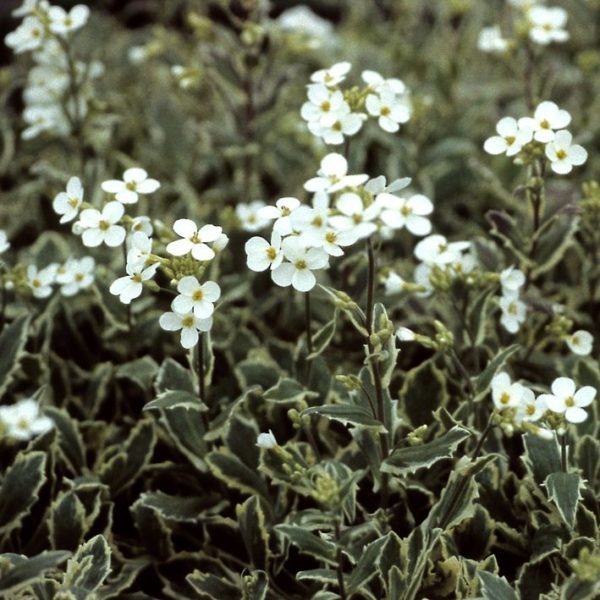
[236,200,270,232]
[484,117,533,157]
[245,231,284,272]
[101,168,160,204]
[491,372,526,410]
[109,262,159,304]
[500,266,525,296]
[256,429,278,449]
[478,26,509,53]
[47,4,90,35]
[0,398,53,441]
[450,252,477,275]
[545,130,587,175]
[414,262,433,297]
[172,277,220,319]
[56,256,95,296]
[271,237,329,292]
[516,388,547,423]
[301,84,346,125]
[166,219,222,261]
[5,16,45,54]
[518,101,571,144]
[310,62,351,87]
[384,271,405,295]
[414,234,470,265]
[361,70,407,95]
[130,216,153,237]
[53,176,84,224]
[126,231,152,269]
[27,264,56,298]
[538,377,596,424]
[308,106,364,145]
[22,105,69,140]
[12,0,48,18]
[528,6,569,45]
[377,193,433,236]
[366,88,411,133]
[396,326,416,341]
[316,228,357,256]
[329,192,380,239]
[365,175,411,195]
[304,153,368,194]
[499,295,526,334]
[159,307,213,349]
[258,197,301,235]
[290,193,330,246]
[0,230,10,254]
[565,330,593,356]
[78,202,126,247]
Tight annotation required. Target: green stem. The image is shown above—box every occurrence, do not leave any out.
[121,245,136,357]
[560,431,568,473]
[198,333,210,432]
[304,291,313,356]
[334,519,347,600]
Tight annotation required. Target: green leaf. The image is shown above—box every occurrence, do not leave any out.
[0,451,46,536]
[522,433,562,485]
[275,525,336,564]
[0,315,31,398]
[474,345,520,399]
[235,358,280,391]
[381,426,471,476]
[242,570,268,600]
[131,502,173,560]
[206,450,269,499]
[373,303,398,389]
[45,407,86,473]
[116,356,158,391]
[155,357,194,394]
[263,377,318,405]
[544,472,583,529]
[236,496,270,570]
[400,359,448,426]
[296,569,338,584]
[143,390,204,411]
[575,435,600,487]
[63,535,111,592]
[479,571,518,600]
[49,490,87,551]
[98,419,156,496]
[136,491,214,522]
[531,213,578,278]
[301,403,385,430]
[467,287,495,345]
[307,312,337,359]
[346,536,387,593]
[0,551,70,594]
[186,570,239,600]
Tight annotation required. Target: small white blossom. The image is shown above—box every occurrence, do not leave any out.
[528,6,569,45]
[101,168,160,204]
[256,429,278,449]
[518,101,571,144]
[126,231,152,269]
[271,237,329,292]
[109,262,159,304]
[236,200,270,232]
[301,84,346,125]
[365,175,411,195]
[414,234,470,266]
[53,176,84,224]
[308,106,364,145]
[478,25,509,53]
[384,271,405,295]
[245,231,284,272]
[159,306,212,349]
[27,264,56,298]
[130,216,153,237]
[78,202,126,248]
[538,377,596,424]
[172,277,221,319]
[290,193,330,246]
[499,295,526,334]
[396,327,416,342]
[365,88,411,133]
[310,61,351,87]
[258,197,301,236]
[500,266,525,297]
[361,70,407,95]
[47,4,90,36]
[56,256,95,296]
[516,388,547,423]
[545,130,588,175]
[166,219,222,261]
[565,330,593,356]
[329,192,380,240]
[304,153,368,194]
[5,16,45,54]
[316,228,357,256]
[491,372,526,410]
[484,117,533,157]
[0,398,53,441]
[377,193,433,236]
[12,0,48,18]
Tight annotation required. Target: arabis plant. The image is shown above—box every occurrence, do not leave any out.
[0,398,53,441]
[101,168,161,204]
[538,377,596,424]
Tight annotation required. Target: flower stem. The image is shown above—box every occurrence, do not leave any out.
[121,244,136,357]
[197,333,210,432]
[560,431,568,472]
[334,518,347,600]
[304,291,313,356]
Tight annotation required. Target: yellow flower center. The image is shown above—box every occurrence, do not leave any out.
[540,119,550,129]
[333,121,342,131]
[75,272,84,282]
[381,106,391,117]
[526,404,535,416]
[565,396,575,407]
[126,181,137,191]
[281,206,291,217]
[321,100,331,112]
[508,302,518,315]
[312,216,323,227]
[500,392,511,405]
[132,273,142,283]
[192,289,204,301]
[400,205,412,216]
[556,149,567,160]
[325,231,337,243]
[182,315,195,328]
[32,278,41,288]
[68,197,79,208]
[352,214,362,224]
[17,417,30,430]
[505,135,516,145]
[266,247,277,260]
[99,220,109,231]
[295,259,307,270]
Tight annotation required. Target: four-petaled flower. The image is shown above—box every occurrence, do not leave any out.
[101,168,160,204]
[172,276,221,319]
[538,377,596,424]
[545,130,588,174]
[78,201,126,247]
[159,306,213,349]
[271,237,329,292]
[166,219,222,261]
[53,176,84,223]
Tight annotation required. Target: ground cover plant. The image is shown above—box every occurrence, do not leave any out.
[0,0,600,598]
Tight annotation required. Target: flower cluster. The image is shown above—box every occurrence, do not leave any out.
[484,101,587,174]
[300,62,412,145]
[478,2,569,53]
[244,153,433,292]
[492,372,596,436]
[0,397,53,441]
[5,1,102,140]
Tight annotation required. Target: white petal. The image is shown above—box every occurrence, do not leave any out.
[565,407,588,424]
[271,263,295,288]
[178,275,200,295]
[180,327,199,349]
[166,238,193,256]
[173,218,197,238]
[191,243,215,261]
[124,167,148,182]
[574,386,596,407]
[292,268,316,292]
[159,312,182,331]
